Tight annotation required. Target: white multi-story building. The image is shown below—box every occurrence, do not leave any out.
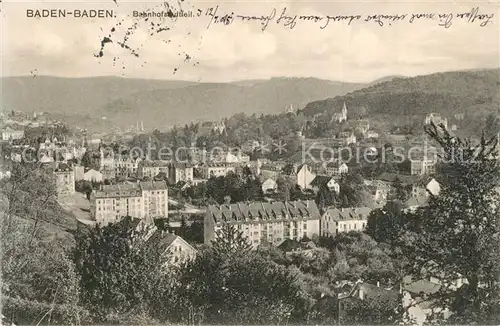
[138,160,171,179]
[410,158,437,175]
[169,162,194,184]
[321,207,372,237]
[1,127,24,141]
[115,156,141,178]
[204,200,321,248]
[90,181,168,226]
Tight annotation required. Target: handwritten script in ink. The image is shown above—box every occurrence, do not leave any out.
[201,6,494,30]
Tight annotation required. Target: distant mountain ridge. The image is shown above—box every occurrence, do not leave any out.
[1,76,366,131]
[302,69,500,118]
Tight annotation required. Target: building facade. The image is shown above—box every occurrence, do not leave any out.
[90,181,168,226]
[204,200,321,248]
[325,161,349,177]
[321,207,372,237]
[1,127,24,141]
[200,163,236,179]
[54,166,76,196]
[296,164,316,189]
[138,160,170,179]
[425,113,448,130]
[169,162,194,184]
[410,158,437,175]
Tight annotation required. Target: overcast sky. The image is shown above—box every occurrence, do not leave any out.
[0,0,498,82]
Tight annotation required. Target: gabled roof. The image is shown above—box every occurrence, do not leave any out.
[206,200,320,223]
[310,175,335,187]
[402,276,441,296]
[376,172,419,185]
[139,181,168,191]
[405,195,428,208]
[324,207,372,221]
[348,282,400,303]
[147,232,197,256]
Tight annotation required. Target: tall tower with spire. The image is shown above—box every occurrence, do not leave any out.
[342,102,347,121]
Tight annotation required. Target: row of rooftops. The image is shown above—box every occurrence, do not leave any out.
[140,160,193,168]
[323,207,372,221]
[92,181,168,198]
[207,200,321,223]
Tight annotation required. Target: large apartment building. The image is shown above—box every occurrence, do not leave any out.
[204,200,321,248]
[90,181,168,226]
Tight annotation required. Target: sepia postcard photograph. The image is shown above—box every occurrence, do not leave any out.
[0,0,499,325]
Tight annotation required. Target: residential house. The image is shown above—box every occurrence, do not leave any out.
[356,119,370,134]
[325,161,348,178]
[337,132,357,145]
[410,157,437,175]
[169,162,194,184]
[241,140,261,153]
[204,200,321,248]
[147,231,197,266]
[199,120,226,135]
[54,165,75,196]
[200,162,236,179]
[90,181,168,226]
[236,160,261,176]
[140,181,169,219]
[321,207,372,237]
[277,238,316,257]
[411,177,441,198]
[404,195,429,212]
[310,175,340,194]
[400,262,468,324]
[367,180,390,203]
[346,281,399,303]
[296,164,316,189]
[261,177,277,194]
[365,131,380,139]
[84,169,103,183]
[284,103,296,114]
[115,156,141,178]
[425,113,448,130]
[260,163,284,179]
[138,160,170,179]
[1,127,24,141]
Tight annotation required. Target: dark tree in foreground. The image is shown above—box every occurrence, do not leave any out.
[211,224,252,258]
[399,122,500,324]
[73,217,165,321]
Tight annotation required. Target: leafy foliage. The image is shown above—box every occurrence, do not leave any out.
[73,217,165,321]
[397,123,500,323]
